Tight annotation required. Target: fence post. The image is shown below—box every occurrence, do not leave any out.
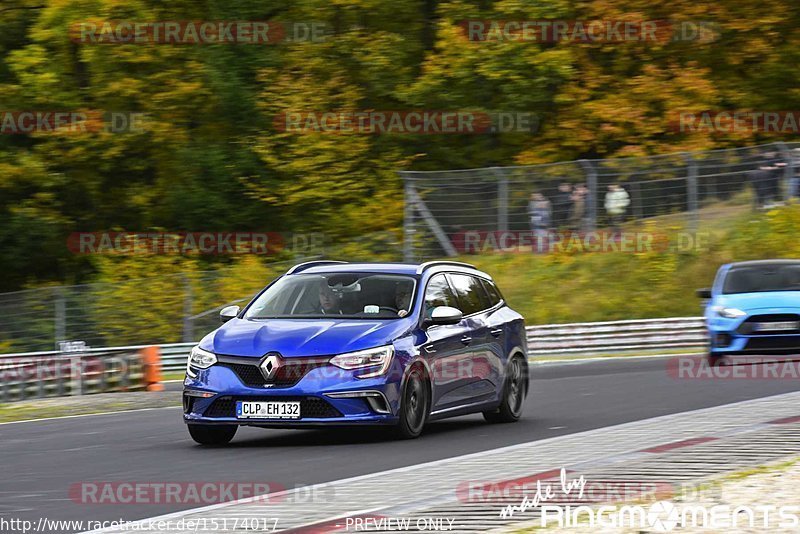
[54,288,65,350]
[407,186,458,257]
[776,141,793,202]
[182,274,193,343]
[494,168,509,232]
[579,160,597,230]
[684,153,699,229]
[632,182,644,221]
[70,354,82,396]
[402,175,416,262]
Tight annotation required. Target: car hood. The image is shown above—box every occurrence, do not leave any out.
[718,291,800,311]
[200,317,413,358]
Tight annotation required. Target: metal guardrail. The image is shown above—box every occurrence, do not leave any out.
[0,317,708,402]
[161,343,195,373]
[157,317,710,369]
[0,348,145,402]
[526,316,707,356]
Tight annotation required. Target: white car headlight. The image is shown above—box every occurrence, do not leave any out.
[329,345,394,378]
[713,306,747,319]
[188,346,217,371]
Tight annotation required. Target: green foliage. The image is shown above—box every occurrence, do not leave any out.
[2,0,800,294]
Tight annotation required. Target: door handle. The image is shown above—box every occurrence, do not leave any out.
[423,344,436,354]
[490,328,503,337]
[460,335,472,345]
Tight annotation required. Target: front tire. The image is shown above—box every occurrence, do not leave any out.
[394,365,430,439]
[188,424,237,445]
[484,356,526,423]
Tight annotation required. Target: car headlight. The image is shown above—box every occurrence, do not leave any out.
[187,346,217,376]
[329,345,394,378]
[713,306,747,319]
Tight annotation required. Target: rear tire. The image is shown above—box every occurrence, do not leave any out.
[393,365,430,439]
[484,356,526,424]
[188,424,237,445]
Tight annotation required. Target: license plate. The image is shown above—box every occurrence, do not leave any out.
[754,321,800,332]
[236,401,300,419]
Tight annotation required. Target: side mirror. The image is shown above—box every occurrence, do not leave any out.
[220,305,241,323]
[426,306,463,327]
[696,288,712,299]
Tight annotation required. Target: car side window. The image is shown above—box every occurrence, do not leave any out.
[481,278,502,307]
[424,274,459,317]
[448,273,490,315]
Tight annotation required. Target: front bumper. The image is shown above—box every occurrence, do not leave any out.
[183,360,402,426]
[708,313,800,355]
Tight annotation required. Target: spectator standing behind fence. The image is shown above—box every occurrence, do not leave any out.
[553,182,573,228]
[528,192,551,252]
[751,151,786,209]
[570,185,588,232]
[604,184,630,233]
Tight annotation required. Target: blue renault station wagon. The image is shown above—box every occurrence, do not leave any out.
[183,261,528,444]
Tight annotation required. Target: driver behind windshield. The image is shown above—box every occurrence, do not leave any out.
[318,282,342,315]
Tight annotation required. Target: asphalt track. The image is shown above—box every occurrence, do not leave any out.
[2,356,800,533]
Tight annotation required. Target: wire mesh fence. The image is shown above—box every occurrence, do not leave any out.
[0,232,407,355]
[401,142,800,260]
[3,142,800,352]
[0,259,304,354]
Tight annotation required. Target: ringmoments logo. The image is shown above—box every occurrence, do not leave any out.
[538,501,800,531]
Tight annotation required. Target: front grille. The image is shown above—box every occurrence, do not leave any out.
[744,336,800,352]
[204,396,342,419]
[739,314,800,335]
[217,355,330,388]
[219,362,265,387]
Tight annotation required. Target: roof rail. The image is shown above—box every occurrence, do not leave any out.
[286,260,347,275]
[415,261,476,274]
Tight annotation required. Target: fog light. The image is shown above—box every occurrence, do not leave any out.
[714,333,732,347]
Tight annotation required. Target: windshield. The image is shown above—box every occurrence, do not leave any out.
[723,263,800,294]
[244,273,416,319]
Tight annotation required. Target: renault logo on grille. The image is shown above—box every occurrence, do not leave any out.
[260,354,281,381]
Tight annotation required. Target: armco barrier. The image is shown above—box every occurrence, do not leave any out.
[0,318,708,401]
[526,316,707,356]
[0,345,155,402]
